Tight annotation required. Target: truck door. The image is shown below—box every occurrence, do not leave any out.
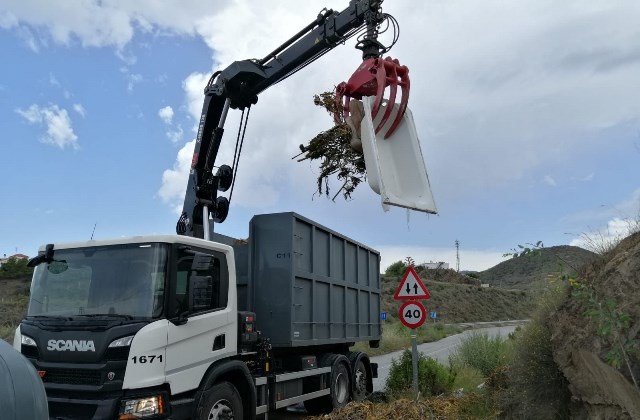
[165,248,237,395]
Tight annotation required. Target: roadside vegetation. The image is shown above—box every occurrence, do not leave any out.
[0,256,32,279]
[0,277,30,342]
[318,297,569,419]
[352,320,462,356]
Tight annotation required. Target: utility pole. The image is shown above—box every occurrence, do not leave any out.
[455,240,460,272]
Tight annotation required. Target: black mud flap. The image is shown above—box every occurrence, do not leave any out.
[370,362,378,378]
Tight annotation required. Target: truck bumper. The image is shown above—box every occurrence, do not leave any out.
[48,394,120,420]
[47,389,191,420]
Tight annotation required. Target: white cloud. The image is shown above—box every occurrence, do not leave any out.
[158,106,183,142]
[158,139,194,214]
[49,73,60,86]
[543,175,557,187]
[5,0,640,219]
[565,188,640,250]
[166,125,183,143]
[563,188,640,225]
[16,104,79,149]
[0,11,18,29]
[73,103,86,117]
[569,217,639,250]
[571,173,594,182]
[158,105,173,124]
[183,72,210,123]
[0,1,219,56]
[127,73,142,92]
[160,0,640,211]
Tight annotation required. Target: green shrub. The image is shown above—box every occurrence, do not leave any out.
[0,257,32,279]
[385,261,407,277]
[449,332,508,377]
[386,350,456,397]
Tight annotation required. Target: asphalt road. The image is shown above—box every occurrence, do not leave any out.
[271,324,519,418]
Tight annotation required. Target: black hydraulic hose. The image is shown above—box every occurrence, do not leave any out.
[258,9,333,66]
[228,107,251,206]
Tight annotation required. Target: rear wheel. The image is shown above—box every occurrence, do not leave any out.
[352,358,369,401]
[196,382,243,420]
[304,354,351,414]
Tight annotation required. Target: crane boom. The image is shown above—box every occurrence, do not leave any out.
[178,0,386,239]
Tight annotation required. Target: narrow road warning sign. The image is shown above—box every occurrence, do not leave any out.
[394,266,431,300]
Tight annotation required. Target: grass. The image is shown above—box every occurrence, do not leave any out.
[451,364,485,392]
[572,216,640,256]
[352,320,463,356]
[449,331,509,377]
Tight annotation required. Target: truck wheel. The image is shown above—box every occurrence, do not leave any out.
[304,355,351,414]
[331,360,351,407]
[196,382,243,420]
[352,358,368,401]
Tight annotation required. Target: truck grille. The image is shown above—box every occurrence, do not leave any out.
[42,368,102,386]
[21,345,39,359]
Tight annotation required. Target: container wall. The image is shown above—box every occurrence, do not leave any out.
[247,213,381,348]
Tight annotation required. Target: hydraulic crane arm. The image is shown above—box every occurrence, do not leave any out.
[178,0,387,239]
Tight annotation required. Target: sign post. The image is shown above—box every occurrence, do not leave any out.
[411,330,419,397]
[394,267,430,399]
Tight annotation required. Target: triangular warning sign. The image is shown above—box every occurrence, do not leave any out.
[394,266,431,300]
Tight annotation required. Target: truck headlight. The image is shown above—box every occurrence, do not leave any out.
[21,335,37,347]
[109,335,134,348]
[119,395,165,419]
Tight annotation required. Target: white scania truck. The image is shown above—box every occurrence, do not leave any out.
[15,212,381,419]
[14,0,435,417]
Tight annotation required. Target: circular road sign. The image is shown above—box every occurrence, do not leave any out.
[399,300,427,329]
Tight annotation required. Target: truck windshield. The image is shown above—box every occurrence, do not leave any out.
[28,243,168,319]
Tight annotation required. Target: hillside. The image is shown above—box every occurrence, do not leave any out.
[477,245,597,290]
[381,273,536,324]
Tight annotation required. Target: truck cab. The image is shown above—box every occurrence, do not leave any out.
[15,235,242,419]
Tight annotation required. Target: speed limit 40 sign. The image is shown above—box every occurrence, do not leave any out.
[399,300,427,329]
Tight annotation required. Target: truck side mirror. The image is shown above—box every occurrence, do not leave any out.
[188,275,213,313]
[27,244,55,267]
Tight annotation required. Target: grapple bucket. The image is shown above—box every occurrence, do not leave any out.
[360,96,437,213]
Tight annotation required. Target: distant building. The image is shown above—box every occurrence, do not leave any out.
[419,261,449,270]
[0,253,29,267]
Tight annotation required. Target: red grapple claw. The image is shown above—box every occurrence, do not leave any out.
[335,56,410,139]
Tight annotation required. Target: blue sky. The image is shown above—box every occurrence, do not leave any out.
[1,1,639,271]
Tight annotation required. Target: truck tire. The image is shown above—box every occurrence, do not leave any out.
[196,381,244,420]
[349,352,369,401]
[304,354,351,414]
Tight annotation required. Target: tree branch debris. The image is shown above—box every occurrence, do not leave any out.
[296,91,366,201]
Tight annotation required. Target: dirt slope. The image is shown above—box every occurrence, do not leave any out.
[550,232,640,419]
